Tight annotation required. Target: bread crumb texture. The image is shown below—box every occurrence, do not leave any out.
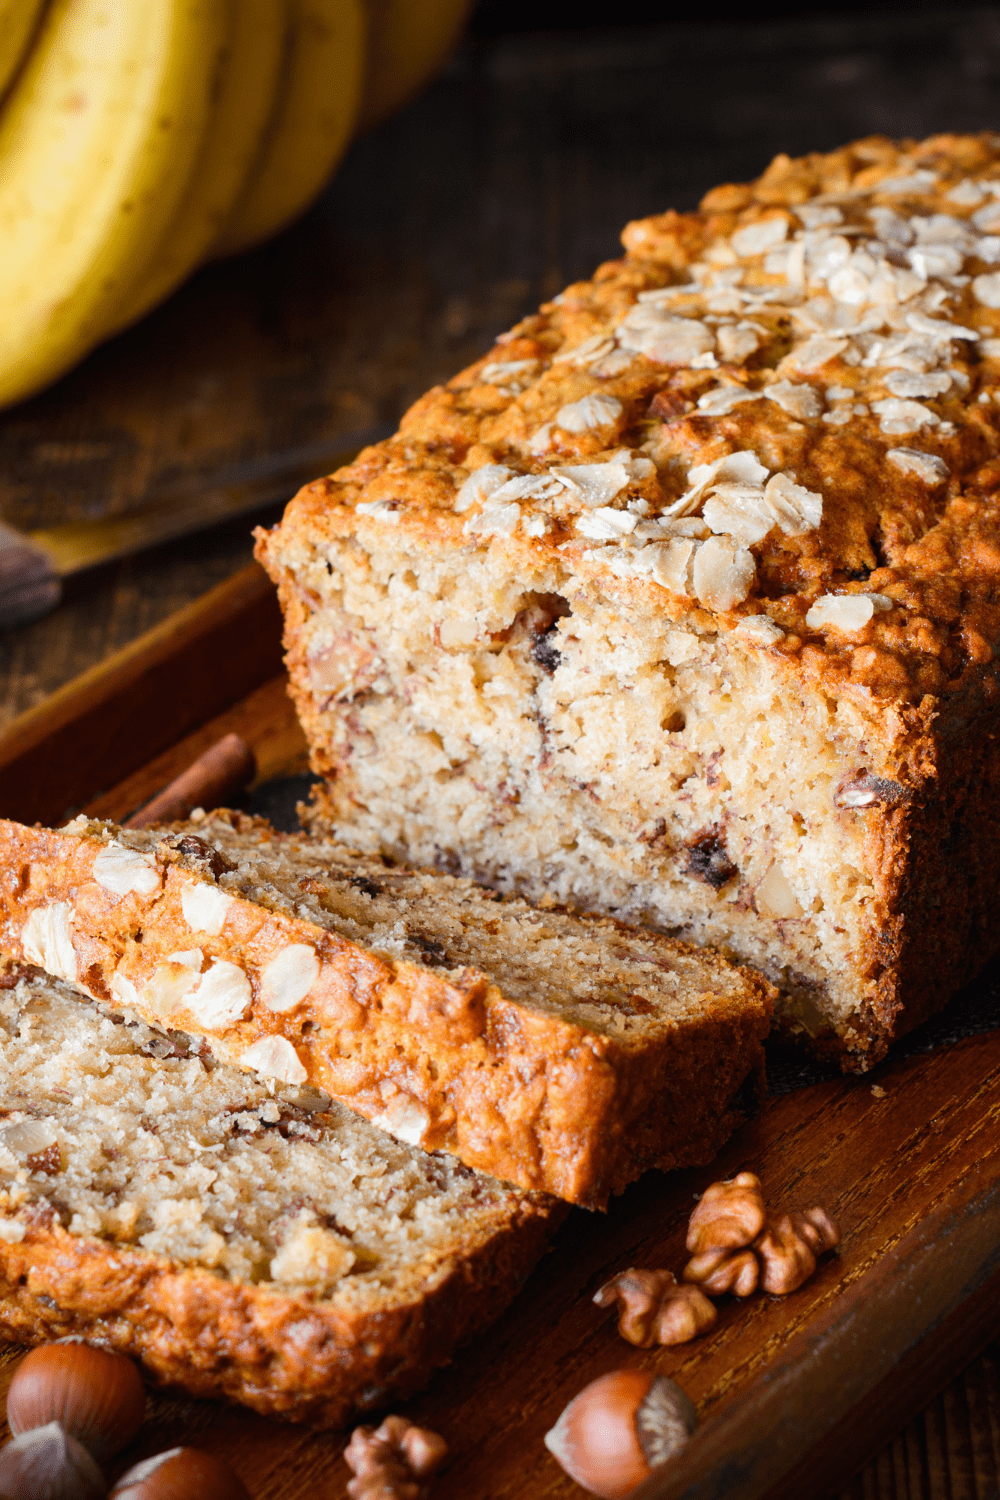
[256,133,1000,1070]
[0,964,558,1426]
[0,814,771,1206]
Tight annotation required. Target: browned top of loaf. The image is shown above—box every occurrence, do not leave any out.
[259,132,1000,717]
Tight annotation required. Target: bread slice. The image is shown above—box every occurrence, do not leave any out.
[0,962,559,1427]
[255,130,1000,1072]
[0,812,771,1208]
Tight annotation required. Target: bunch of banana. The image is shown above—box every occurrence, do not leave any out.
[0,0,470,410]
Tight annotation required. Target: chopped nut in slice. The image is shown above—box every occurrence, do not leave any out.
[269,1211,355,1290]
[180,881,233,936]
[186,959,252,1028]
[556,393,623,433]
[141,960,201,1020]
[21,902,77,983]
[93,841,161,897]
[885,447,949,484]
[806,594,878,632]
[370,1093,430,1147]
[453,464,513,514]
[755,863,805,920]
[239,1035,307,1084]
[692,535,756,611]
[159,831,236,879]
[0,1119,58,1161]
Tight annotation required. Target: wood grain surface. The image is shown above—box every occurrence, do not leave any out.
[4,9,1000,1495]
[0,565,284,824]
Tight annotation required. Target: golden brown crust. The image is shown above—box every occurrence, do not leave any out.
[846,662,1000,1066]
[257,131,1000,714]
[0,819,772,1207]
[0,1194,560,1429]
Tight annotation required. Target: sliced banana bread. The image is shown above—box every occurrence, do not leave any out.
[255,130,1000,1071]
[0,812,772,1208]
[0,962,558,1427]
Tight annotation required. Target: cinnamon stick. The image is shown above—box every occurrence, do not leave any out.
[125,733,256,828]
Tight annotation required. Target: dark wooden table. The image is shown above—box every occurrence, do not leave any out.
[2,8,1000,1494]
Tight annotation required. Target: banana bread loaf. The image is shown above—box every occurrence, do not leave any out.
[256,130,1000,1071]
[0,962,558,1427]
[0,812,771,1208]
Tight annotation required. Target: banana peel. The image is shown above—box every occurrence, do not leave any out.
[358,0,472,132]
[110,0,286,334]
[0,0,228,408]
[0,0,471,410]
[213,0,366,258]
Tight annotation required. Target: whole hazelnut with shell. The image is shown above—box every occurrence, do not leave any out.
[109,1447,250,1500]
[544,1370,697,1499]
[7,1340,146,1461]
[0,1420,105,1500]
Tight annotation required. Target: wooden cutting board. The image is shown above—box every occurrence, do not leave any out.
[1,564,999,1500]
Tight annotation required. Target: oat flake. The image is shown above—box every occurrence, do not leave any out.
[555,393,623,433]
[886,448,949,484]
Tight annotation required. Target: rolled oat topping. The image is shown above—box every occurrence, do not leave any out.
[327,133,1000,694]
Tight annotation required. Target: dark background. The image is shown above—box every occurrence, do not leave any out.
[471,0,978,29]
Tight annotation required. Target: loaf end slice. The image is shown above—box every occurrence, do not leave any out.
[0,963,559,1427]
[0,812,772,1208]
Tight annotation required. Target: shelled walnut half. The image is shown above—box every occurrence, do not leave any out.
[345,1415,448,1499]
[683,1172,840,1297]
[594,1268,717,1346]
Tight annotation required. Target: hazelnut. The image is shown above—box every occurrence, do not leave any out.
[593,1269,717,1346]
[544,1370,697,1499]
[7,1341,146,1461]
[109,1447,250,1499]
[0,1420,105,1500]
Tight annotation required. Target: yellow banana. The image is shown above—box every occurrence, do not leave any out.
[213,0,365,259]
[0,0,45,102]
[358,0,471,132]
[0,0,227,410]
[110,0,286,334]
